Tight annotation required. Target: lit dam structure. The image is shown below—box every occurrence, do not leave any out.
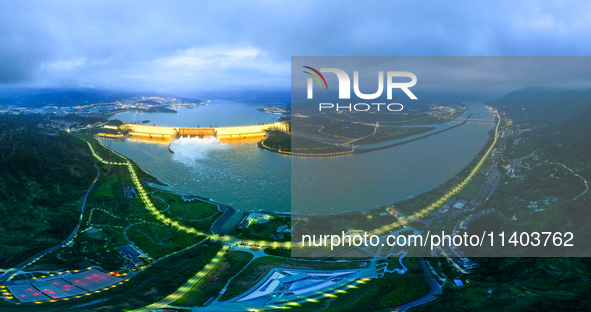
[119,122,289,140]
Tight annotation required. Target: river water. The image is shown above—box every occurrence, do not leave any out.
[292,104,495,215]
[105,100,494,228]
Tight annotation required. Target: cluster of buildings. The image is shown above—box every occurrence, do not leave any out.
[123,186,138,199]
[416,198,471,228]
[431,246,479,274]
[0,95,204,118]
[116,245,149,270]
[0,104,118,116]
[37,119,103,132]
[436,198,469,214]
[426,105,465,119]
[503,152,538,179]
[528,197,558,212]
[448,256,479,274]
[117,96,204,110]
[257,106,287,114]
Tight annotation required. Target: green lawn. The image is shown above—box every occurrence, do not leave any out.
[126,223,204,259]
[153,191,221,232]
[172,250,254,306]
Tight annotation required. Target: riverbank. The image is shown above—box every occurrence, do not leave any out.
[95,117,493,236]
[96,105,494,235]
[257,130,354,157]
[355,113,473,153]
[174,194,238,235]
[258,114,473,157]
[257,140,355,157]
[354,126,435,145]
[291,110,500,240]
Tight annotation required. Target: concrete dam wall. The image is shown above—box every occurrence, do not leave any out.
[120,123,289,140]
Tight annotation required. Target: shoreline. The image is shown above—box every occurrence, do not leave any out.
[257,140,355,157]
[352,126,435,146]
[167,139,175,154]
[228,113,496,231]
[257,113,474,157]
[96,109,491,234]
[146,189,239,235]
[354,113,473,153]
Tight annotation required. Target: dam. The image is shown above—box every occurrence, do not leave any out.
[119,122,289,140]
[104,102,494,231]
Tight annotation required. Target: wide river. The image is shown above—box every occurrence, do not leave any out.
[105,100,494,229]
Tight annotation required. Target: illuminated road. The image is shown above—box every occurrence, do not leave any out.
[86,114,502,311]
[89,138,291,248]
[1,111,502,310]
[89,110,501,248]
[130,246,229,312]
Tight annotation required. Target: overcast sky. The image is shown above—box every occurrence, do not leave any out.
[291,56,591,99]
[1,1,591,96]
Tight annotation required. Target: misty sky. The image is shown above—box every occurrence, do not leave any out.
[291,56,591,99]
[1,1,591,95]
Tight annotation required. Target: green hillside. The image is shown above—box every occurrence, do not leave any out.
[0,115,97,266]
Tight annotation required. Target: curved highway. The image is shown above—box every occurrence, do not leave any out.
[394,258,442,312]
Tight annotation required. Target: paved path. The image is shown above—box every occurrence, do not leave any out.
[210,203,236,234]
[376,250,408,276]
[555,163,589,200]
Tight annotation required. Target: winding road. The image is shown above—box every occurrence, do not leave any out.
[0,164,101,285]
[394,258,442,312]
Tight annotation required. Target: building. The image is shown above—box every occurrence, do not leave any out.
[276,225,291,233]
[226,268,372,306]
[453,199,467,209]
[117,245,144,266]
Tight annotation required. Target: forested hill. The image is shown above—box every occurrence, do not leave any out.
[491,88,591,167]
[0,88,203,108]
[538,102,591,164]
[488,88,591,122]
[0,88,128,108]
[0,115,97,266]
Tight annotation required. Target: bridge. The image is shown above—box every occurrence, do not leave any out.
[119,123,289,140]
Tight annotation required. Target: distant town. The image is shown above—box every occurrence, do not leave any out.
[0,96,203,117]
